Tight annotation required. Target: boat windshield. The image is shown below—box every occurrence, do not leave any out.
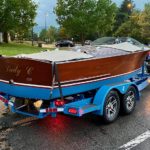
[91,37,144,48]
[91,37,116,45]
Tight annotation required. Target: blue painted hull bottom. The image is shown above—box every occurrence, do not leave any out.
[0,69,140,100]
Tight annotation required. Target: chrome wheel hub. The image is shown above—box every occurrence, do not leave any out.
[126,91,135,111]
[106,96,117,119]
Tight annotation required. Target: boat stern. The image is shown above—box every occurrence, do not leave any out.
[0,56,53,99]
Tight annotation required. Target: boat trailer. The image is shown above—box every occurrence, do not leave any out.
[0,64,150,123]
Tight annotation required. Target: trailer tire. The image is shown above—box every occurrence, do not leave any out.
[103,90,120,123]
[122,86,136,115]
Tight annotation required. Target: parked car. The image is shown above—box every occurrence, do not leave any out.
[84,40,92,45]
[55,40,75,47]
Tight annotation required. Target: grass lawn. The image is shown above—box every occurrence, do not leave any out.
[0,42,53,56]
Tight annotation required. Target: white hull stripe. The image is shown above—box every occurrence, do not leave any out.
[59,73,111,84]
[59,68,140,88]
[0,79,52,89]
[0,68,140,89]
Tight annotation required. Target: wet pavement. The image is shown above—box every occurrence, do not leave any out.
[0,86,150,150]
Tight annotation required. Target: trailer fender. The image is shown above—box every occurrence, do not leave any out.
[93,82,139,116]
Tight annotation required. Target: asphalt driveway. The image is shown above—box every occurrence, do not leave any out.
[0,85,150,150]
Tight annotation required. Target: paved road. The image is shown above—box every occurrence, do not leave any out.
[0,86,150,150]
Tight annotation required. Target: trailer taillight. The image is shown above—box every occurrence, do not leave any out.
[68,108,77,114]
[55,100,65,107]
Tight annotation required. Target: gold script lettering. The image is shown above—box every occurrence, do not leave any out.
[6,66,21,77]
[26,67,34,75]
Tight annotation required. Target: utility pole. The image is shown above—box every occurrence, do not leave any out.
[45,13,48,31]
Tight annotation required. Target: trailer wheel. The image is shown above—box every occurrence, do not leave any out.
[103,91,120,123]
[122,86,136,115]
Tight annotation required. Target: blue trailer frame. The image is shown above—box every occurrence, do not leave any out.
[0,65,150,122]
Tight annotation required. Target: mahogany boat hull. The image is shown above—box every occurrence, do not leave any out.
[0,51,148,100]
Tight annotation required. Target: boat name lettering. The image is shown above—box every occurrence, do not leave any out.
[26,67,34,75]
[6,66,21,77]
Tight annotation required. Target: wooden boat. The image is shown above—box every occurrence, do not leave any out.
[0,38,149,100]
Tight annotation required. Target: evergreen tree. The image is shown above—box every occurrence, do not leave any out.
[114,0,135,32]
[115,11,142,41]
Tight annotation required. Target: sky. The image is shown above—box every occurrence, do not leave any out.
[33,0,150,28]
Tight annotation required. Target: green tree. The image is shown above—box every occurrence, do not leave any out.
[58,27,71,40]
[120,0,134,15]
[115,11,142,41]
[55,0,117,45]
[139,3,150,43]
[47,26,58,43]
[39,29,47,41]
[23,29,38,41]
[114,0,135,32]
[0,0,37,43]
[96,0,117,37]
